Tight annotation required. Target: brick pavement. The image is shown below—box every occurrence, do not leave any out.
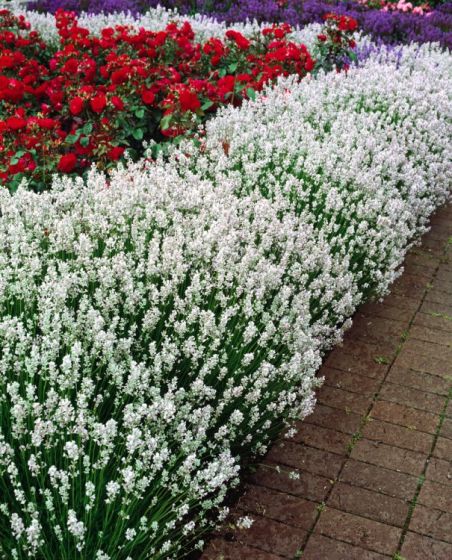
[202,203,452,560]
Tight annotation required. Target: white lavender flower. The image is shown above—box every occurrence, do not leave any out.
[0,40,450,560]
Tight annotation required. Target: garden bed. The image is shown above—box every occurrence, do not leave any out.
[0,2,451,559]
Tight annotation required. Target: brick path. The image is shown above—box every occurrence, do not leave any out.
[202,203,452,560]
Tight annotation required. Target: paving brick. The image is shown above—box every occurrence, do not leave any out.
[434,278,452,295]
[370,401,439,434]
[393,350,451,378]
[324,347,389,380]
[350,439,425,476]
[250,463,332,503]
[414,311,452,334]
[344,316,407,348]
[302,533,388,560]
[418,479,452,513]
[403,262,435,278]
[340,459,418,501]
[237,485,318,530]
[386,365,451,396]
[315,507,401,555]
[404,251,440,270]
[403,338,452,364]
[436,268,452,287]
[304,404,363,435]
[425,456,452,485]
[332,340,395,364]
[362,419,433,454]
[327,482,409,527]
[322,367,380,397]
[426,288,452,307]
[316,385,371,415]
[374,292,422,312]
[392,273,430,299]
[420,300,452,319]
[221,515,305,558]
[266,441,343,479]
[446,399,452,419]
[411,505,452,544]
[433,437,452,460]
[424,226,451,239]
[358,300,415,323]
[420,237,447,256]
[401,532,452,560]
[202,539,284,560]
[290,423,350,456]
[440,417,452,440]
[378,382,445,414]
[409,325,452,347]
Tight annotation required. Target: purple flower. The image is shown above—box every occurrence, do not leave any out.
[26,0,452,49]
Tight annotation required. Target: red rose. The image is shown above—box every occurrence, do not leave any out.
[225,30,250,51]
[305,57,315,72]
[347,18,358,32]
[57,153,77,173]
[107,146,125,161]
[111,68,128,85]
[111,95,124,110]
[141,90,155,105]
[6,116,27,130]
[179,89,200,112]
[69,96,84,115]
[317,34,327,42]
[37,118,57,129]
[90,94,107,114]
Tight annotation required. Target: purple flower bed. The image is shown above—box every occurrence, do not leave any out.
[27,0,452,48]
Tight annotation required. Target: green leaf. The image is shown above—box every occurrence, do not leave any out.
[82,122,93,135]
[80,137,90,147]
[246,88,256,101]
[201,100,214,111]
[132,128,144,141]
[66,133,81,145]
[160,115,172,131]
[134,108,145,119]
[228,62,238,73]
[11,150,26,164]
[218,68,227,78]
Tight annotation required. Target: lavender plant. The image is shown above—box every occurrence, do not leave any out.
[0,42,451,559]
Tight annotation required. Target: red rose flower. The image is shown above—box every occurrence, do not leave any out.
[111,95,124,110]
[179,88,200,112]
[141,90,155,105]
[90,93,107,114]
[107,146,125,161]
[37,118,57,129]
[6,116,27,130]
[69,96,84,115]
[225,30,250,51]
[57,153,77,173]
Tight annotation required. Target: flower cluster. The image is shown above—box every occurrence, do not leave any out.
[44,0,449,49]
[0,42,450,558]
[316,13,359,71]
[358,0,433,14]
[1,8,352,191]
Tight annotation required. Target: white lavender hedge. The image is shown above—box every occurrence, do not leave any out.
[0,45,451,559]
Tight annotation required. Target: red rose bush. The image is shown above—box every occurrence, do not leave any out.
[0,8,357,191]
